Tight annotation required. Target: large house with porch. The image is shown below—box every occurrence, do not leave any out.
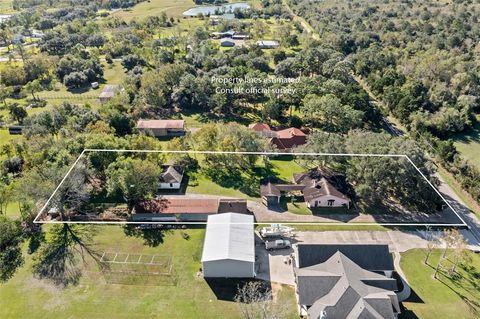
[260,167,352,209]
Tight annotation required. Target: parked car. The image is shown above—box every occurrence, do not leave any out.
[265,239,291,251]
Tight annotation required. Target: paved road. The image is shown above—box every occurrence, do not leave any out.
[436,174,480,245]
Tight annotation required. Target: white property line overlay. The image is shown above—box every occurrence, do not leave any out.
[33,149,468,227]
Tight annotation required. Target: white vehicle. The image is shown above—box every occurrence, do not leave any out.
[260,224,294,238]
[265,239,291,251]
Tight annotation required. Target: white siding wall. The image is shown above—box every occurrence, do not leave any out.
[202,259,255,278]
[306,195,350,208]
[158,182,181,189]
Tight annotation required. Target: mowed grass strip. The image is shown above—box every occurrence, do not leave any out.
[400,249,480,319]
[453,120,480,170]
[112,0,194,20]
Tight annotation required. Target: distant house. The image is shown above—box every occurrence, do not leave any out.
[293,244,400,319]
[99,85,122,103]
[8,125,23,135]
[201,213,255,278]
[136,119,186,137]
[211,30,235,38]
[248,122,272,133]
[220,38,236,47]
[132,198,248,222]
[271,127,307,151]
[158,165,184,190]
[256,40,279,49]
[12,34,24,44]
[232,33,250,40]
[209,14,236,25]
[248,123,308,151]
[0,14,12,24]
[30,30,44,38]
[260,167,352,209]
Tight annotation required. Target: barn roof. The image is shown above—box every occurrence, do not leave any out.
[136,119,185,129]
[201,213,255,263]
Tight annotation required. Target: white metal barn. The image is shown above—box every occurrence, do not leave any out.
[201,213,255,278]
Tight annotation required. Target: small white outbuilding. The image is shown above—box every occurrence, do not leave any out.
[201,213,255,278]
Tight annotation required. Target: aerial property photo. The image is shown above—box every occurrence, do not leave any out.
[1,0,480,319]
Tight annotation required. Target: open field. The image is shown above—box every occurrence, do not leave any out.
[0,226,298,319]
[0,0,15,13]
[453,120,480,170]
[111,0,194,20]
[0,128,22,149]
[400,249,480,319]
[36,60,125,109]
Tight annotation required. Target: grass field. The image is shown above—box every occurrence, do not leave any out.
[0,226,298,319]
[0,0,15,13]
[36,60,126,109]
[453,120,480,170]
[401,249,480,319]
[0,128,22,149]
[111,0,194,20]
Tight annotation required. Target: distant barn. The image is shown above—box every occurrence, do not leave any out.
[99,85,122,103]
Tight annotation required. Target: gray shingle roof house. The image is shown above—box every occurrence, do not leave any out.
[220,38,236,47]
[256,40,280,49]
[294,244,394,271]
[293,244,400,319]
[260,167,352,209]
[158,165,184,189]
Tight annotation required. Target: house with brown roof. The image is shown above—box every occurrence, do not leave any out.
[136,119,185,137]
[260,167,352,209]
[248,123,308,151]
[131,198,248,222]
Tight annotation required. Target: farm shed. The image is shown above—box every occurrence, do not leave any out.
[201,213,255,278]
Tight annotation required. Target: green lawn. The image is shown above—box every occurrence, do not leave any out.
[0,226,298,318]
[111,0,194,20]
[188,173,260,201]
[36,60,126,109]
[0,128,22,149]
[269,156,306,181]
[0,0,15,13]
[453,120,480,170]
[401,249,480,319]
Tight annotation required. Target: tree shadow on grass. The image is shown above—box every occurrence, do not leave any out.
[207,167,261,197]
[33,224,102,287]
[123,224,171,247]
[436,272,480,316]
[204,278,271,302]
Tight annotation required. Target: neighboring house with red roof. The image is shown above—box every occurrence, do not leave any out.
[248,122,308,151]
[136,119,185,137]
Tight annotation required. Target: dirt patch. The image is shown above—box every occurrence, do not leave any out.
[270,282,283,303]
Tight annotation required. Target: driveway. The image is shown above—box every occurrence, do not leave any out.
[255,235,295,285]
[291,229,479,252]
